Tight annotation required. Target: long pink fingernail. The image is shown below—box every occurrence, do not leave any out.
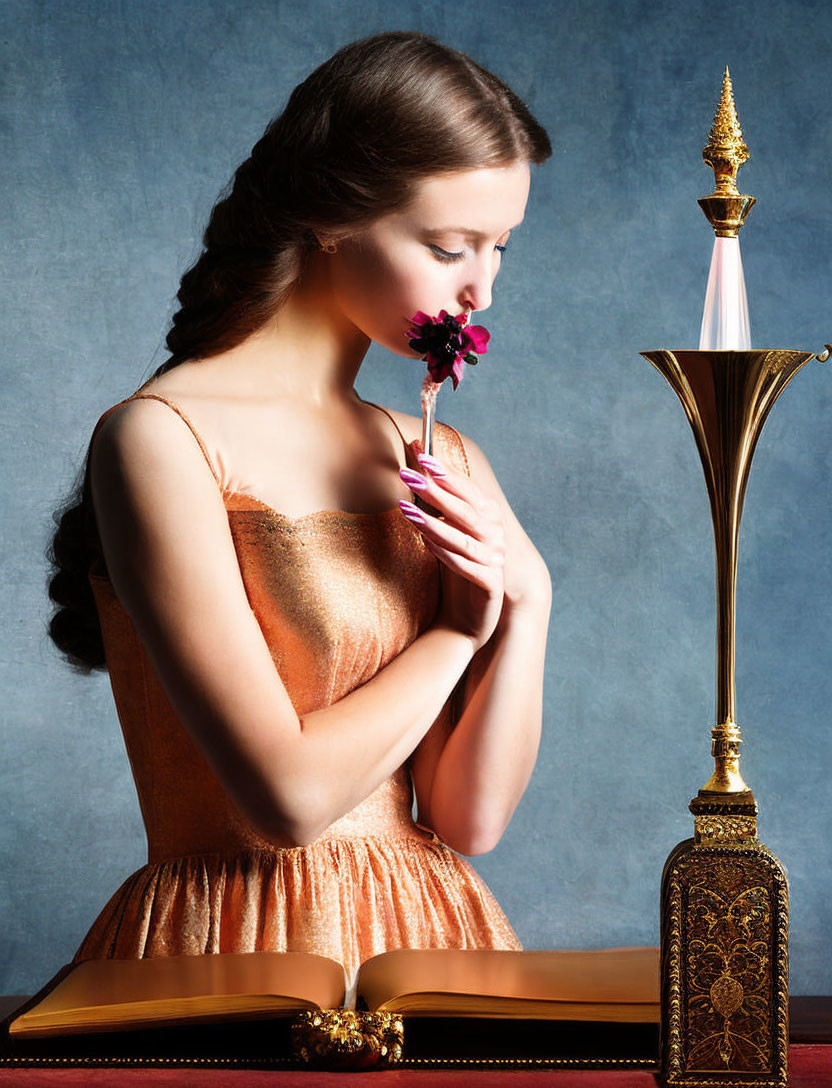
[399,498,427,524]
[416,453,446,477]
[399,467,428,490]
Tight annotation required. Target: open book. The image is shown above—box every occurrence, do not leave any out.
[9,947,659,1039]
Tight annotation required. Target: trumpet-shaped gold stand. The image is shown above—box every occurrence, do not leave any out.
[644,348,814,803]
[641,348,818,1088]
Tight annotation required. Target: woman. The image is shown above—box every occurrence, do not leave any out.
[48,31,552,996]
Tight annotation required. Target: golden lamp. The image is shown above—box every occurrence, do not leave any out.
[641,69,830,1088]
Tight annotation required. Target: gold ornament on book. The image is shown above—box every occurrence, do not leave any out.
[290,1009,404,1069]
[642,68,829,1088]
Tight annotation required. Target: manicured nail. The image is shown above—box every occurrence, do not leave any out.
[416,453,447,477]
[399,467,428,490]
[398,499,427,524]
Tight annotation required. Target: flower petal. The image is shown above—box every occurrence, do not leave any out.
[426,351,453,384]
[451,357,466,389]
[462,325,490,354]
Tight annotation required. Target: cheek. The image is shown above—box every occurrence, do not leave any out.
[330,244,448,356]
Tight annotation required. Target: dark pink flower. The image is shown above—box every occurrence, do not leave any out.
[406,309,490,390]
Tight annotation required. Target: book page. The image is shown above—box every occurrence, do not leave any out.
[357,947,659,1019]
[11,951,347,1038]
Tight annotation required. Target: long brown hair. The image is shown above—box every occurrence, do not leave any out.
[48,30,552,671]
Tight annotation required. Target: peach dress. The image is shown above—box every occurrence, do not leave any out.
[74,393,521,998]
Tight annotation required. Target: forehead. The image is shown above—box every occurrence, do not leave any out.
[400,161,530,232]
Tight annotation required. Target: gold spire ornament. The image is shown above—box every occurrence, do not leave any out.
[703,67,748,183]
[698,68,756,237]
[642,69,830,1088]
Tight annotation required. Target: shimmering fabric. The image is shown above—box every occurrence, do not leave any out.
[75,395,521,995]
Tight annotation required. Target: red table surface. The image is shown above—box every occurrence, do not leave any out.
[0,1048,830,1086]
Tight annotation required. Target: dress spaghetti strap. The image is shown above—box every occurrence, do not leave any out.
[358,398,411,462]
[127,392,222,486]
[359,397,470,478]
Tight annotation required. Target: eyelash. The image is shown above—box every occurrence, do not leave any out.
[429,243,509,263]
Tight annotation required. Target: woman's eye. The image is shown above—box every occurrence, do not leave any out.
[429,244,465,263]
[428,242,508,262]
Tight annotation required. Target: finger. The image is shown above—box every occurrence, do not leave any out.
[399,500,503,568]
[400,467,478,533]
[421,535,498,592]
[416,452,486,510]
[415,453,502,536]
[400,466,498,541]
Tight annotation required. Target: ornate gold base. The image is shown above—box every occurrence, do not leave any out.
[660,797,789,1087]
[290,1009,404,1069]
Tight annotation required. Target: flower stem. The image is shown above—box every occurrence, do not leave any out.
[420,375,441,457]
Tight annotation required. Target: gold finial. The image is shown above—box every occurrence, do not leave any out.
[698,67,756,237]
[703,66,749,193]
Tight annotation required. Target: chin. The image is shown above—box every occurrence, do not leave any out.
[373,329,424,359]
[388,344,424,360]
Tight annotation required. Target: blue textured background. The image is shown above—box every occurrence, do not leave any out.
[2,0,831,995]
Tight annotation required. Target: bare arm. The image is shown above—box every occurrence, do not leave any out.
[91,400,497,846]
[408,436,552,855]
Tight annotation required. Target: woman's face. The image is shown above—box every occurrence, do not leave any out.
[325,160,531,357]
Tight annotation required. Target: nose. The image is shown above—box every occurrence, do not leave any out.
[458,253,494,314]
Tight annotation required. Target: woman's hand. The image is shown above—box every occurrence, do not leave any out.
[398,453,506,653]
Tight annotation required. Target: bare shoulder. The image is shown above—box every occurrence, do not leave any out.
[446,428,490,480]
[93,395,203,468]
[90,395,221,511]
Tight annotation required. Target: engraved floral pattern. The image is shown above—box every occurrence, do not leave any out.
[683,858,773,1073]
